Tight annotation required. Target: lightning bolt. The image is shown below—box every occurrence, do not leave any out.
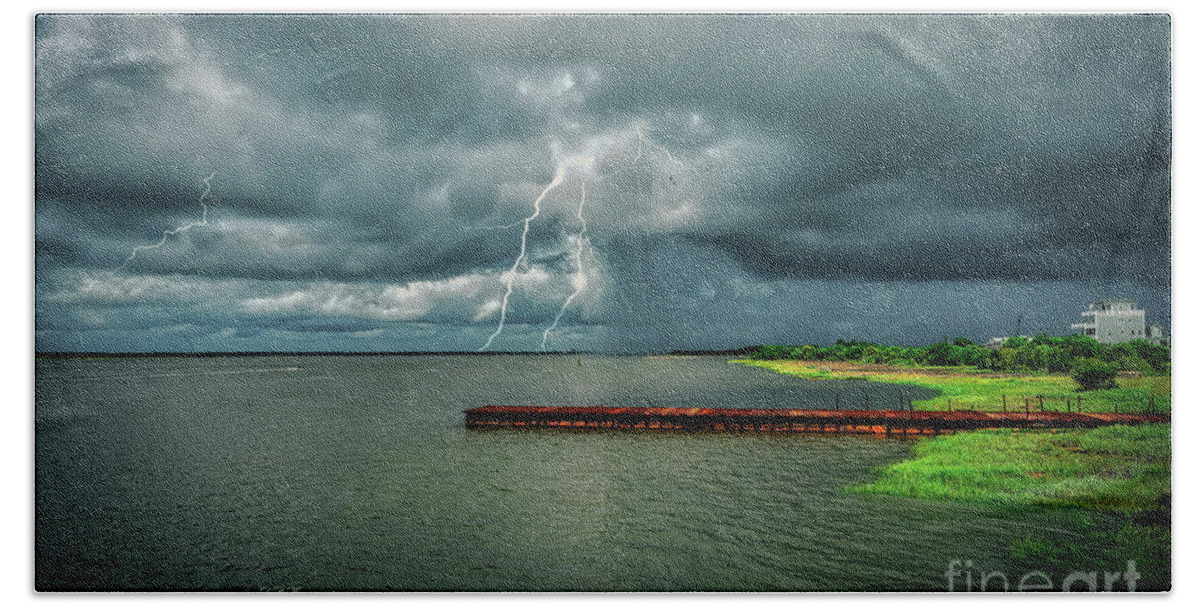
[477,125,687,352]
[119,172,217,270]
[478,164,565,351]
[541,181,589,351]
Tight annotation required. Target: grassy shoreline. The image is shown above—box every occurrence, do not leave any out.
[735,358,1172,589]
[735,359,1170,414]
[853,422,1171,589]
[850,424,1170,512]
[734,358,1170,510]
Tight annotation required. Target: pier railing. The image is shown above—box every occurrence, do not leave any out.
[464,405,1169,438]
[802,392,1163,416]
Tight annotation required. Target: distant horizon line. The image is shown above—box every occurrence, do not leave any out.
[35,348,761,359]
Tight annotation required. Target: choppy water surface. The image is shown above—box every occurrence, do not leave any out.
[36,355,1119,591]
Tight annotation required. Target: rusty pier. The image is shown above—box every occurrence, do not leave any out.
[464,405,1169,437]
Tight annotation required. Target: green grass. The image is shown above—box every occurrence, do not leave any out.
[866,424,1172,591]
[1005,512,1171,591]
[853,422,1173,589]
[734,359,1170,414]
[734,358,1171,588]
[848,424,1170,512]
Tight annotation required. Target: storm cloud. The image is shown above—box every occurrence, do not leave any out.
[34,14,1171,352]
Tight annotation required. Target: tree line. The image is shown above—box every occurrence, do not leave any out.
[748,335,1170,379]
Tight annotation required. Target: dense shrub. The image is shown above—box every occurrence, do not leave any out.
[1129,339,1171,372]
[1072,358,1118,391]
[1114,356,1154,375]
[923,342,960,366]
[1059,334,1101,358]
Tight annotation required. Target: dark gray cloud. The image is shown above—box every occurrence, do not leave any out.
[34,14,1171,352]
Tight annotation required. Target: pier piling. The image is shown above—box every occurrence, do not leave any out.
[464,406,1169,438]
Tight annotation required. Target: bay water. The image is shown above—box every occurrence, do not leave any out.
[36,355,1113,591]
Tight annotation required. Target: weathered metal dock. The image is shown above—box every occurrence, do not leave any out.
[464,405,1169,437]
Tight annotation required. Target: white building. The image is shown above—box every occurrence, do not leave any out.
[1147,323,1166,345]
[1071,299,1164,344]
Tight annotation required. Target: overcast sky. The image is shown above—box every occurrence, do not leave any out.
[34,13,1171,353]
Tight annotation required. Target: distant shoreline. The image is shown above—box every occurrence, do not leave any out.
[35,348,757,359]
[36,351,598,359]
